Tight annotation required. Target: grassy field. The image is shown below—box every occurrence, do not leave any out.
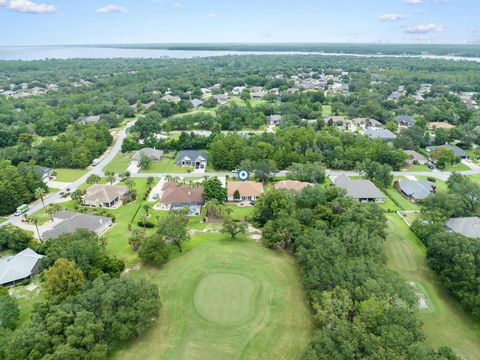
[53,168,88,182]
[384,214,480,360]
[469,175,480,185]
[322,105,332,116]
[443,162,470,172]
[401,164,431,172]
[384,187,422,211]
[140,157,190,174]
[104,152,131,174]
[114,235,312,360]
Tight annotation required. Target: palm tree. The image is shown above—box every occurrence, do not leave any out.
[45,203,62,221]
[105,171,116,185]
[35,187,46,208]
[30,216,42,241]
[143,203,152,217]
[125,178,136,192]
[86,174,101,185]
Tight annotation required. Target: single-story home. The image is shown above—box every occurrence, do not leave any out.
[365,128,397,141]
[175,150,208,169]
[404,150,428,165]
[395,115,416,127]
[274,180,311,192]
[79,115,101,125]
[213,94,229,105]
[0,248,44,286]
[227,181,264,202]
[445,217,480,238]
[426,144,468,159]
[161,94,181,103]
[268,115,282,126]
[251,90,268,100]
[131,148,164,164]
[333,175,386,203]
[325,116,346,125]
[191,98,203,109]
[82,184,128,208]
[42,211,113,240]
[427,122,454,130]
[158,182,204,213]
[395,180,436,202]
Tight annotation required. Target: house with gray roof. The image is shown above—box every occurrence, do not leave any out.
[42,211,112,240]
[426,144,468,159]
[191,98,203,109]
[333,175,386,203]
[395,180,435,202]
[175,150,208,170]
[79,115,101,124]
[404,150,427,165]
[395,115,416,127]
[161,94,181,103]
[0,248,44,286]
[268,115,282,126]
[365,127,397,141]
[131,148,164,164]
[445,217,480,238]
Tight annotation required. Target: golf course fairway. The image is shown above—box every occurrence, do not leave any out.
[114,234,312,360]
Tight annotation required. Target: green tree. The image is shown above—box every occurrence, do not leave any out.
[124,178,136,192]
[129,228,146,251]
[430,148,459,170]
[105,171,116,185]
[0,293,20,330]
[138,233,169,266]
[86,174,101,185]
[45,203,62,221]
[71,189,86,205]
[221,216,246,239]
[202,177,227,202]
[158,209,190,252]
[44,258,86,301]
[139,154,152,170]
[35,187,46,208]
[253,159,276,184]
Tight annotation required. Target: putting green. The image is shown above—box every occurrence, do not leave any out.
[115,235,312,360]
[194,273,257,325]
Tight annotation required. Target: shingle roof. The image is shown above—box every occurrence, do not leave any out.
[131,148,164,162]
[404,150,427,163]
[395,115,416,126]
[397,180,435,200]
[445,217,480,238]
[0,248,44,285]
[274,180,311,191]
[160,183,204,204]
[365,128,397,140]
[175,150,208,164]
[227,181,264,197]
[42,211,112,240]
[333,175,385,200]
[426,144,467,158]
[83,184,128,204]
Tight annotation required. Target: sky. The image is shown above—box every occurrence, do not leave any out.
[0,0,479,46]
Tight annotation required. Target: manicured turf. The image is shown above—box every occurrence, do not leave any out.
[114,236,312,360]
[322,105,332,116]
[140,157,190,174]
[469,175,480,185]
[53,168,88,182]
[402,164,432,172]
[103,152,131,174]
[384,187,421,211]
[443,162,470,172]
[384,214,480,360]
[225,204,254,221]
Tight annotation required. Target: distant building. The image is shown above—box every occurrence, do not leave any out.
[268,115,282,126]
[191,98,203,109]
[227,181,264,202]
[175,150,208,170]
[161,94,181,103]
[395,115,416,127]
[0,248,44,286]
[274,180,310,192]
[404,150,428,165]
[212,94,229,105]
[426,144,468,159]
[82,184,128,208]
[395,180,435,202]
[79,115,101,125]
[365,128,397,141]
[333,175,386,203]
[42,211,112,240]
[131,148,164,164]
[445,217,480,239]
[427,122,454,130]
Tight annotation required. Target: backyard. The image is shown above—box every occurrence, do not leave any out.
[384,214,480,360]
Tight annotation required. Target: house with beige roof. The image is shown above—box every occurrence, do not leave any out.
[227,181,264,202]
[427,122,454,130]
[82,184,128,208]
[274,180,311,192]
[158,182,204,214]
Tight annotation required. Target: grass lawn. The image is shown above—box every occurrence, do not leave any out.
[322,105,332,116]
[384,187,422,211]
[9,281,44,329]
[385,214,480,360]
[416,176,448,193]
[443,162,470,172]
[54,168,88,182]
[104,152,131,174]
[225,204,254,221]
[378,196,400,212]
[114,235,312,360]
[469,175,480,185]
[0,217,6,224]
[140,157,190,174]
[402,164,431,172]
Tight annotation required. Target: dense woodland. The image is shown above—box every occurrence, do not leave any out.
[253,186,458,359]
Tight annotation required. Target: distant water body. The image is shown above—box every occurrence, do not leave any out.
[1,46,480,62]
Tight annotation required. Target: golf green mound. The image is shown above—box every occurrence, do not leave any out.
[115,235,312,360]
[194,273,257,325]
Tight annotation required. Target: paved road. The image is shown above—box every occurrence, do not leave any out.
[2,120,136,227]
